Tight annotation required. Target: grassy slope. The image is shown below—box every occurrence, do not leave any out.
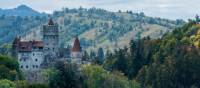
[81,24,170,52]
[22,9,183,52]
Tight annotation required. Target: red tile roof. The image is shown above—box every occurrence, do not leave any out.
[32,41,44,48]
[72,37,82,52]
[18,41,32,52]
[12,37,44,52]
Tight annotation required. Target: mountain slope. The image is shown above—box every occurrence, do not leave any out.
[0,6,185,52]
[0,5,46,17]
[23,8,184,52]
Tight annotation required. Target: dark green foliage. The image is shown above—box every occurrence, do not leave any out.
[82,51,90,61]
[49,61,83,88]
[95,47,104,64]
[0,55,22,81]
[113,47,128,74]
[28,84,49,88]
[104,20,200,88]
[103,47,129,76]
[90,50,96,60]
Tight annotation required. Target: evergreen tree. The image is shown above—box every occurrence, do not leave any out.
[49,61,83,88]
[96,47,104,64]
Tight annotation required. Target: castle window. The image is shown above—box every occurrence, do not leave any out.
[33,65,35,68]
[35,59,38,61]
[26,65,28,68]
[36,65,38,68]
[24,59,26,62]
[33,53,35,56]
[21,65,23,68]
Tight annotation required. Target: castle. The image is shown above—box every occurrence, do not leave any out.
[12,19,83,71]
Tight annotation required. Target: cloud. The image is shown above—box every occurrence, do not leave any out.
[0,0,199,20]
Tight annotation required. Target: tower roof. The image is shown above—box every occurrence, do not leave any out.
[48,18,54,25]
[13,37,20,45]
[72,37,81,52]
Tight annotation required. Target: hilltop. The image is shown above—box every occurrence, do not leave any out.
[0,6,185,53]
[23,7,185,52]
[0,5,46,17]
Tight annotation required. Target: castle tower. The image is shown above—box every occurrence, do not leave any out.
[43,18,59,62]
[71,37,83,63]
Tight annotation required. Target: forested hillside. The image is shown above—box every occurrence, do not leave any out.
[0,6,185,53]
[0,18,198,88]
[24,7,185,52]
[101,19,200,88]
[0,5,47,49]
[0,15,47,46]
[0,5,46,17]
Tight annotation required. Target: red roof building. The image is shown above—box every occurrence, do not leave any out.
[12,37,44,52]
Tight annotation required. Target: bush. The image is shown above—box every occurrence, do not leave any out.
[0,79,16,88]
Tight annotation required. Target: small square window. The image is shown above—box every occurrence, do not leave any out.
[35,59,38,61]
[36,65,38,68]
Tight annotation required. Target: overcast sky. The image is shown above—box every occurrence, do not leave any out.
[0,0,199,20]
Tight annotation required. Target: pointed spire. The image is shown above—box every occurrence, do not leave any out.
[48,18,54,25]
[72,36,81,52]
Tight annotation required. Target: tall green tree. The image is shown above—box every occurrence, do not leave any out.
[49,61,83,88]
[0,55,22,81]
[96,47,104,64]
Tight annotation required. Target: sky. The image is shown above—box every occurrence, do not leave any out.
[0,0,199,20]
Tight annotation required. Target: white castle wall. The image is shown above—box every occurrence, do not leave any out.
[18,50,44,71]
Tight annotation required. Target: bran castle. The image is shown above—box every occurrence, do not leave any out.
[12,19,83,72]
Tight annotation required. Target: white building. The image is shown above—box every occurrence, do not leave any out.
[12,19,85,72]
[12,38,44,71]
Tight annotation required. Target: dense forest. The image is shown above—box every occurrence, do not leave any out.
[0,18,200,88]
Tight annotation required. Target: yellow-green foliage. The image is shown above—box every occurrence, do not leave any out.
[0,79,16,88]
[191,28,200,47]
[81,64,141,88]
[14,80,28,88]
